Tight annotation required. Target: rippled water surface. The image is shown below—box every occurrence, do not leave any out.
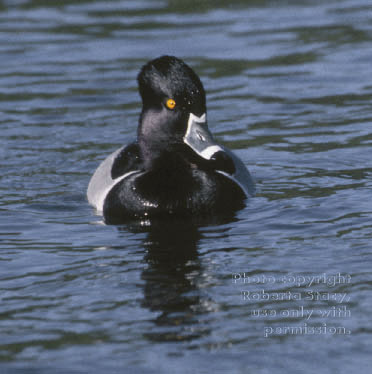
[1,0,372,373]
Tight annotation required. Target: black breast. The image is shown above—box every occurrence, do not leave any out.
[103,159,246,224]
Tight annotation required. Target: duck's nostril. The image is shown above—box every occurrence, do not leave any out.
[196,130,205,142]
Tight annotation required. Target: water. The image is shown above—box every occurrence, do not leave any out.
[1,0,372,372]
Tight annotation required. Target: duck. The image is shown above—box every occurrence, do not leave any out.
[87,56,255,223]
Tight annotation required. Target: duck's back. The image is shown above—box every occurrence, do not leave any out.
[87,143,142,212]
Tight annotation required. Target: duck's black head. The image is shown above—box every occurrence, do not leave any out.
[137,56,214,168]
[138,55,206,116]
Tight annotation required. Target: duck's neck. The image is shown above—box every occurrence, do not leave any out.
[138,109,185,170]
[138,136,168,170]
[137,109,167,170]
[139,139,188,173]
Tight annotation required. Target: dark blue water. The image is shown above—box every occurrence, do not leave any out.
[1,0,372,373]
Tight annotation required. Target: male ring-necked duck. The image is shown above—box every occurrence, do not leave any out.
[87,56,255,223]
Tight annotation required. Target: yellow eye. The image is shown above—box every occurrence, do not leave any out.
[166,98,176,110]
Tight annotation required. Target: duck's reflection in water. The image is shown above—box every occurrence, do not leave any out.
[123,218,213,343]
